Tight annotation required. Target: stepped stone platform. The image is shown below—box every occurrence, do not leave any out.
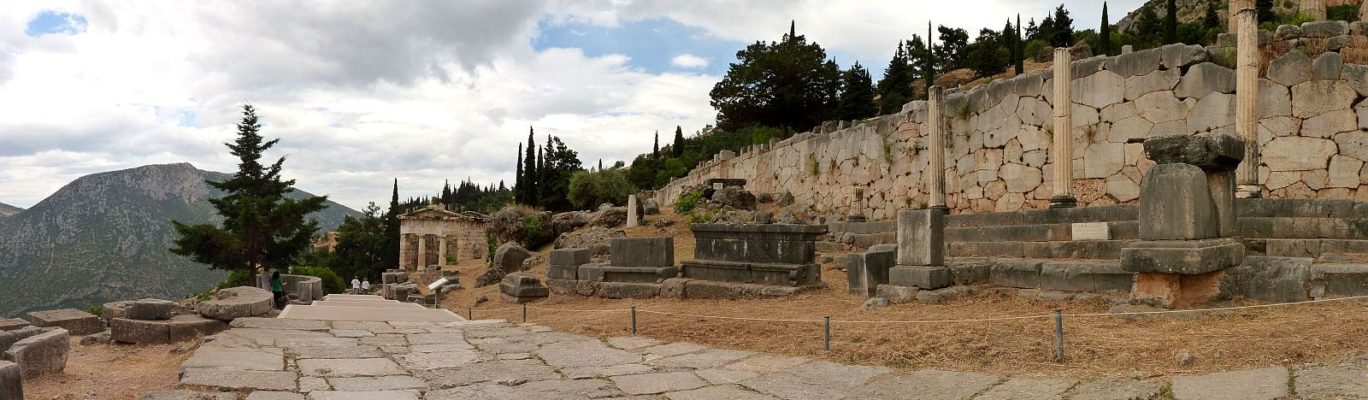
[277,294,462,322]
[22,309,101,336]
[147,294,1368,399]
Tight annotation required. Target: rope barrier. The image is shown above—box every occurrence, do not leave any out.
[1062,294,1368,318]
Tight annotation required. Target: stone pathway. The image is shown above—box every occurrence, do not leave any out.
[145,295,1368,400]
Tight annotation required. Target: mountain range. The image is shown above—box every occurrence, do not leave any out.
[0,163,360,317]
[0,202,21,217]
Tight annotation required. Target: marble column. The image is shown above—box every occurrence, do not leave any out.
[398,234,411,269]
[627,195,640,228]
[927,86,947,211]
[1302,0,1326,20]
[1234,0,1262,198]
[1049,48,1077,209]
[437,235,448,266]
[416,234,427,270]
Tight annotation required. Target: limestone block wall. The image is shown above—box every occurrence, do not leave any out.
[656,23,1368,219]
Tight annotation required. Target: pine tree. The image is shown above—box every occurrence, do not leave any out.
[1049,4,1075,48]
[1100,2,1113,56]
[652,131,660,158]
[1015,14,1025,74]
[522,127,537,204]
[1164,0,1178,44]
[1203,0,1221,30]
[672,126,684,157]
[171,105,327,283]
[441,180,451,205]
[836,61,877,120]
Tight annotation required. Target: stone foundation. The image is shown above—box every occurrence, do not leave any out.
[680,224,826,287]
[1132,271,1225,308]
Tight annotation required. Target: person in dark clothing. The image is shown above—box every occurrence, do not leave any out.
[271,271,285,309]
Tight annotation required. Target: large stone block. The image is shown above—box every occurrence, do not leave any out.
[1121,238,1245,274]
[101,300,134,322]
[609,237,674,268]
[0,361,19,400]
[1175,62,1235,99]
[690,224,826,265]
[1137,163,1220,240]
[888,266,951,289]
[1311,263,1368,298]
[1142,133,1244,171]
[1039,261,1134,293]
[896,209,944,266]
[126,299,176,321]
[111,318,169,344]
[679,280,801,300]
[0,319,29,332]
[1220,256,1311,303]
[0,327,45,354]
[23,308,102,336]
[499,273,549,303]
[198,286,273,322]
[493,243,533,272]
[2,328,68,378]
[549,248,591,267]
[847,249,895,297]
[990,259,1044,288]
[1267,50,1312,87]
[1263,136,1337,172]
[597,282,661,299]
[680,259,820,287]
[1130,270,1224,308]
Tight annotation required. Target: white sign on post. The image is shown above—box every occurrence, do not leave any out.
[428,277,449,291]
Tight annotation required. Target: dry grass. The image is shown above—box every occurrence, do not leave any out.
[438,207,1368,380]
[25,338,196,399]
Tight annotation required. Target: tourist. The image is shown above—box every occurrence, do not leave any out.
[351,276,361,294]
[270,271,284,309]
[361,279,371,293]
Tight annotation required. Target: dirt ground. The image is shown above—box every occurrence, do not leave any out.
[440,206,1368,380]
[23,338,195,400]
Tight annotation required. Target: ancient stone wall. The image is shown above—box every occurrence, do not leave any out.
[656,22,1368,220]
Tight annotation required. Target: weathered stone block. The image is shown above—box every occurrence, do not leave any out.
[1142,133,1244,170]
[1039,261,1134,293]
[1302,20,1350,38]
[167,315,229,343]
[101,300,134,322]
[23,308,102,336]
[888,266,951,289]
[1131,270,1225,308]
[660,278,689,299]
[1138,163,1220,240]
[599,266,678,283]
[690,224,826,265]
[610,237,674,268]
[990,259,1043,288]
[111,318,169,344]
[680,259,819,287]
[577,263,606,282]
[2,328,68,378]
[1220,256,1311,303]
[847,250,895,297]
[0,327,45,354]
[126,299,176,321]
[493,243,533,272]
[1311,263,1368,298]
[0,319,29,332]
[1121,238,1245,274]
[949,260,992,285]
[896,209,944,266]
[875,284,918,303]
[198,286,273,322]
[0,361,19,400]
[681,280,801,300]
[549,248,592,268]
[547,263,578,281]
[546,278,577,295]
[598,282,661,299]
[499,273,549,303]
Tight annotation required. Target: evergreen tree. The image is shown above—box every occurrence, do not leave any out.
[836,61,877,120]
[170,105,328,283]
[672,126,684,157]
[327,203,387,281]
[1135,5,1163,47]
[535,145,544,206]
[1100,2,1113,56]
[1015,14,1025,74]
[934,25,970,71]
[1048,4,1075,48]
[539,135,584,211]
[709,21,841,132]
[876,41,912,100]
[514,143,523,201]
[441,180,451,205]
[653,131,660,158]
[1256,0,1275,23]
[1164,0,1178,44]
[383,178,400,268]
[1203,0,1221,29]
[521,128,537,204]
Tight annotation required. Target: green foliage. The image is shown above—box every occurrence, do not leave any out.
[836,62,877,121]
[710,24,840,132]
[568,169,635,209]
[934,26,970,71]
[1031,4,1075,47]
[955,100,973,119]
[747,126,782,145]
[807,153,820,176]
[291,266,346,295]
[521,214,543,248]
[217,269,251,289]
[1284,12,1317,26]
[320,203,388,281]
[1327,4,1359,21]
[1099,2,1113,56]
[879,92,907,115]
[486,234,496,264]
[1023,39,1048,61]
[170,105,328,283]
[674,189,704,214]
[965,26,1011,78]
[86,304,104,316]
[687,209,717,224]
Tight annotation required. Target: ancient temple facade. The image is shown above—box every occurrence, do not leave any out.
[398,204,489,270]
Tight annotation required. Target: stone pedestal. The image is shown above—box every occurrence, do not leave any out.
[548,248,591,280]
[1122,134,1245,307]
[499,273,549,303]
[626,195,640,228]
[680,224,826,287]
[889,209,950,289]
[847,248,894,297]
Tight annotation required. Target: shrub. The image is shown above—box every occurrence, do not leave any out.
[1023,39,1047,61]
[675,189,704,213]
[291,266,346,294]
[568,169,635,209]
[1327,4,1359,22]
[86,304,104,316]
[217,269,251,289]
[522,214,543,247]
[746,126,781,145]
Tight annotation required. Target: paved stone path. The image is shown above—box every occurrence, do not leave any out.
[144,295,1368,400]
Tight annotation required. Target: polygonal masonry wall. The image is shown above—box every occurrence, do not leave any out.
[655,28,1368,220]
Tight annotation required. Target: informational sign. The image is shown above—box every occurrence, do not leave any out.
[1071,222,1111,240]
[427,277,449,291]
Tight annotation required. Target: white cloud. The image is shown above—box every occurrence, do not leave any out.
[670,53,708,68]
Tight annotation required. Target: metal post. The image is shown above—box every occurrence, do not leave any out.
[631,306,638,336]
[468,308,472,320]
[1054,309,1064,362]
[434,288,442,310]
[823,316,831,351]
[522,304,528,323]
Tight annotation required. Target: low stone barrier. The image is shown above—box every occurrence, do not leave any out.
[681,224,826,287]
[0,319,28,332]
[23,308,102,336]
[2,328,68,378]
[281,274,324,303]
[111,315,228,344]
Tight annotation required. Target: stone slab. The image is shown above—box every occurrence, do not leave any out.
[245,392,305,400]
[610,371,708,395]
[2,328,68,378]
[277,304,460,322]
[741,361,891,400]
[127,298,177,320]
[1071,222,1111,240]
[298,358,406,377]
[975,377,1077,400]
[896,209,945,266]
[413,358,558,387]
[23,308,102,335]
[1170,366,1290,400]
[1295,358,1368,399]
[141,390,236,400]
[306,390,420,400]
[536,339,642,368]
[843,369,998,400]
[198,286,274,322]
[1121,238,1245,274]
[888,265,952,289]
[1066,380,1165,400]
[326,375,427,391]
[180,368,298,391]
[664,384,779,400]
[0,319,30,332]
[182,346,283,371]
[610,237,675,268]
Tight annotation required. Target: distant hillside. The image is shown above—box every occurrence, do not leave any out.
[0,202,21,217]
[0,163,360,317]
[1114,0,1352,33]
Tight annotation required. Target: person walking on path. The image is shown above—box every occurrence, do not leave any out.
[361,279,371,293]
[351,276,361,294]
[270,271,285,309]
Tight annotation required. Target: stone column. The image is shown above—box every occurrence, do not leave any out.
[398,234,411,269]
[1234,0,1262,198]
[438,235,448,266]
[627,195,640,228]
[927,86,948,211]
[1361,0,1368,22]
[1049,48,1077,208]
[1302,0,1326,20]
[416,234,427,270]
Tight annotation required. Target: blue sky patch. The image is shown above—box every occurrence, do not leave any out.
[25,10,88,37]
[534,18,743,76]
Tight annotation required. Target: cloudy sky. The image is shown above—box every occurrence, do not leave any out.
[0,0,1143,210]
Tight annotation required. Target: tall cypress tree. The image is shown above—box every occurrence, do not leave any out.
[672,126,684,157]
[652,131,660,158]
[514,143,523,201]
[383,178,400,268]
[171,105,327,283]
[1015,14,1024,74]
[1100,2,1112,56]
[535,145,544,207]
[1164,0,1178,44]
[522,127,537,204]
